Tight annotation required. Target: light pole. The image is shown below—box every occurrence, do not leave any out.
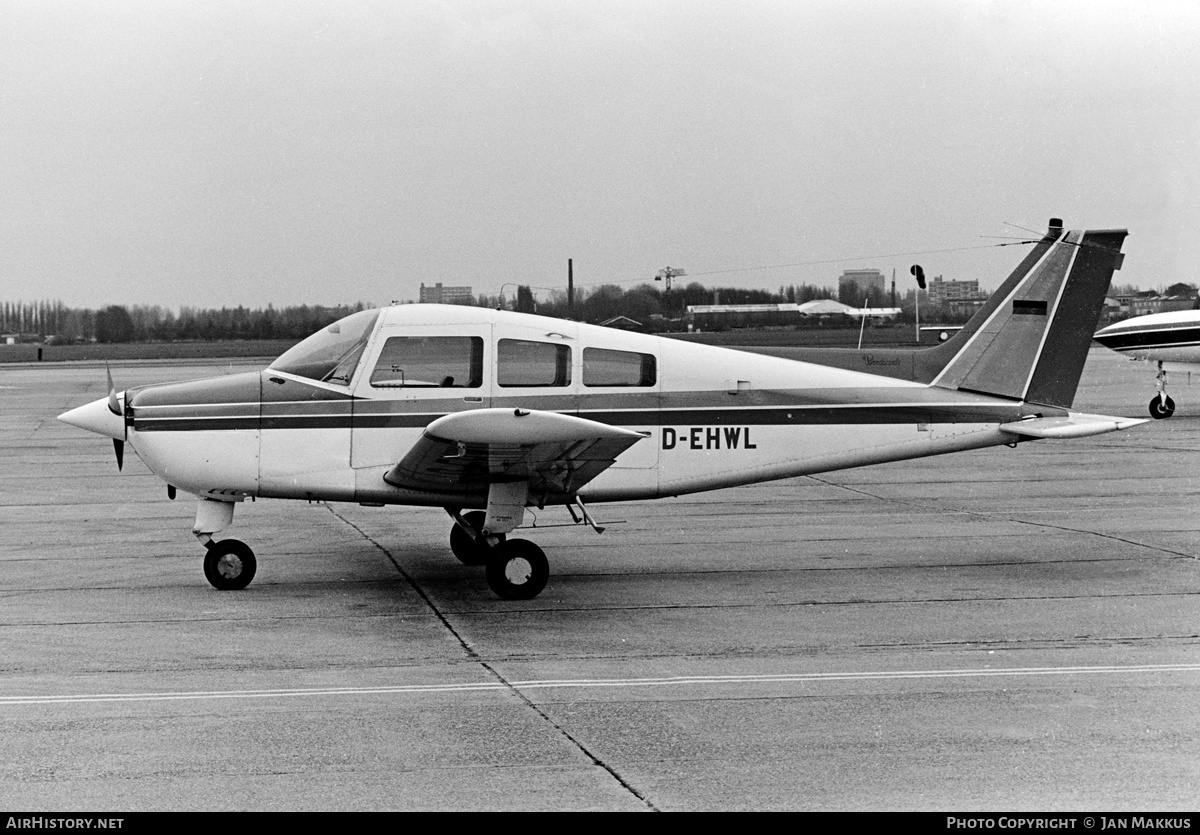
[910,264,926,344]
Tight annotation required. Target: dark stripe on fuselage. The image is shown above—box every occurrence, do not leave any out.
[1094,327,1200,352]
[132,402,1025,432]
[134,417,262,432]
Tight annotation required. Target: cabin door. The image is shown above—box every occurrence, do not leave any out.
[349,323,492,470]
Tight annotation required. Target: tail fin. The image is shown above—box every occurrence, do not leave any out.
[924,221,1127,408]
[740,219,1127,409]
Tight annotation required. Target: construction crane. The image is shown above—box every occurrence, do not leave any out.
[655,266,686,291]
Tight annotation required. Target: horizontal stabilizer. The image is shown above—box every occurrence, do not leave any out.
[998,412,1148,440]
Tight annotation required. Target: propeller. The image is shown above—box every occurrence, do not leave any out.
[106,364,126,471]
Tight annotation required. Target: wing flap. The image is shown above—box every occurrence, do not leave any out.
[384,408,646,499]
[999,411,1148,440]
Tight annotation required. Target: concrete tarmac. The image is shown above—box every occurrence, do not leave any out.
[1,348,1198,811]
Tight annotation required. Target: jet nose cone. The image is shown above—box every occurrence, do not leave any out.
[59,395,126,440]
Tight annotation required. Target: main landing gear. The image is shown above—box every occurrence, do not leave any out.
[1150,361,1176,419]
[447,509,548,600]
[449,510,503,565]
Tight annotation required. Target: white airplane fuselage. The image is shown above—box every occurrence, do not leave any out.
[123,305,1026,509]
[1093,310,1200,367]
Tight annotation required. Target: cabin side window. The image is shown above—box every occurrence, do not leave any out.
[369,336,483,388]
[582,347,656,387]
[497,339,571,387]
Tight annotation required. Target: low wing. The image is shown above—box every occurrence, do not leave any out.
[999,412,1148,440]
[384,408,646,501]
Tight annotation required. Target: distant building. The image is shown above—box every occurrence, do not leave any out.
[687,303,803,330]
[685,300,897,331]
[838,269,885,299]
[419,283,474,305]
[1122,292,1197,317]
[944,298,987,318]
[599,315,643,331]
[926,275,988,308]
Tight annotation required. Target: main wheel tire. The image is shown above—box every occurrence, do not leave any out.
[203,539,257,590]
[1149,395,1176,419]
[450,511,505,566]
[485,539,549,600]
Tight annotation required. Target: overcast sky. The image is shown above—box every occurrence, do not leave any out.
[3,0,1198,310]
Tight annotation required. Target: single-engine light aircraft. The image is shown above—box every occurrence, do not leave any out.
[1093,310,1200,418]
[61,219,1142,600]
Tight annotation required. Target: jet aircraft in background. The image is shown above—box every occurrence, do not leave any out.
[60,219,1140,600]
[1093,310,1200,418]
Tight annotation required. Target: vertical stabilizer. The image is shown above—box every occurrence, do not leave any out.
[931,226,1127,408]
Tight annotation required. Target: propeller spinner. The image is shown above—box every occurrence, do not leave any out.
[58,366,129,471]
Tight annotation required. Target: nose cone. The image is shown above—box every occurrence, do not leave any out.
[1093,326,1115,348]
[59,395,126,440]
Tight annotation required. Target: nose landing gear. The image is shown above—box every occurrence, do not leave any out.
[193,498,257,590]
[202,539,257,590]
[1150,362,1176,419]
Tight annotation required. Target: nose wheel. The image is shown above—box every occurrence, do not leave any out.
[1149,395,1175,419]
[1150,362,1176,419]
[203,539,257,590]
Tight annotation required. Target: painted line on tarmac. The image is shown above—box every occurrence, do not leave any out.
[3,663,1199,706]
[0,681,508,705]
[513,664,1200,690]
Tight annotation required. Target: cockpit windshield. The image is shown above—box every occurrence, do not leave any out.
[269,308,380,385]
